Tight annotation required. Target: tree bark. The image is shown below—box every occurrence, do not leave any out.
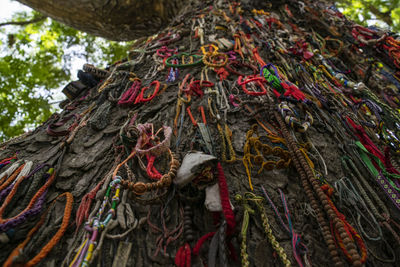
[1,0,400,267]
[17,0,187,41]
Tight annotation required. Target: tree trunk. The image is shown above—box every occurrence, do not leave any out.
[17,0,187,40]
[2,0,400,267]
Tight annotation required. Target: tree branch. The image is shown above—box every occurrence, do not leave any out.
[0,15,47,27]
[367,5,393,26]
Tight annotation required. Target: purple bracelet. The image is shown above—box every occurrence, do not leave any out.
[0,189,47,232]
[377,172,400,212]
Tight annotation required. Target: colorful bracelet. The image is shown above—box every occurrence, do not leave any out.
[120,148,179,195]
[278,102,314,133]
[165,53,203,68]
[237,75,268,96]
[134,81,165,104]
[47,114,80,136]
[156,46,176,58]
[4,192,73,267]
[202,52,228,68]
[0,167,56,232]
[200,44,219,55]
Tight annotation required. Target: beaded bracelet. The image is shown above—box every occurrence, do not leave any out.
[4,192,73,267]
[274,110,357,266]
[113,123,178,195]
[120,148,179,195]
[165,53,203,68]
[321,184,367,264]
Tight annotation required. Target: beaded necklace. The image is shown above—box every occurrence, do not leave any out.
[274,110,361,266]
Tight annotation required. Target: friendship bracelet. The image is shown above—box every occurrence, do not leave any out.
[120,148,179,195]
[4,192,73,267]
[134,81,165,104]
[203,52,228,68]
[0,168,57,232]
[237,75,268,96]
[235,193,291,267]
[165,53,203,68]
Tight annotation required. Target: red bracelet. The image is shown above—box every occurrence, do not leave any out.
[237,75,268,96]
[134,81,161,104]
[186,80,214,98]
[156,46,176,58]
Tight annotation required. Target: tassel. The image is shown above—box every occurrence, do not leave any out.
[175,243,191,267]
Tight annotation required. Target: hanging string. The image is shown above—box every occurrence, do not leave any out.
[260,186,308,267]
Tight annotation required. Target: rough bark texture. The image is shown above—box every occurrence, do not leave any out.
[17,0,186,41]
[1,0,400,267]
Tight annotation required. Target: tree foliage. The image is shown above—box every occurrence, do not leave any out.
[336,0,400,31]
[0,10,130,141]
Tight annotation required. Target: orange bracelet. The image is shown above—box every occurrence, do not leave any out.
[0,170,56,224]
[186,105,207,127]
[134,81,164,104]
[234,34,244,60]
[4,192,73,267]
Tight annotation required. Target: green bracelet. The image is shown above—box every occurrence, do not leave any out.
[165,53,203,68]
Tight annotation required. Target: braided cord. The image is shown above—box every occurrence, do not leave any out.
[4,192,73,267]
[344,156,389,219]
[217,123,237,163]
[236,193,291,267]
[261,186,307,267]
[255,198,291,267]
[235,194,252,267]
